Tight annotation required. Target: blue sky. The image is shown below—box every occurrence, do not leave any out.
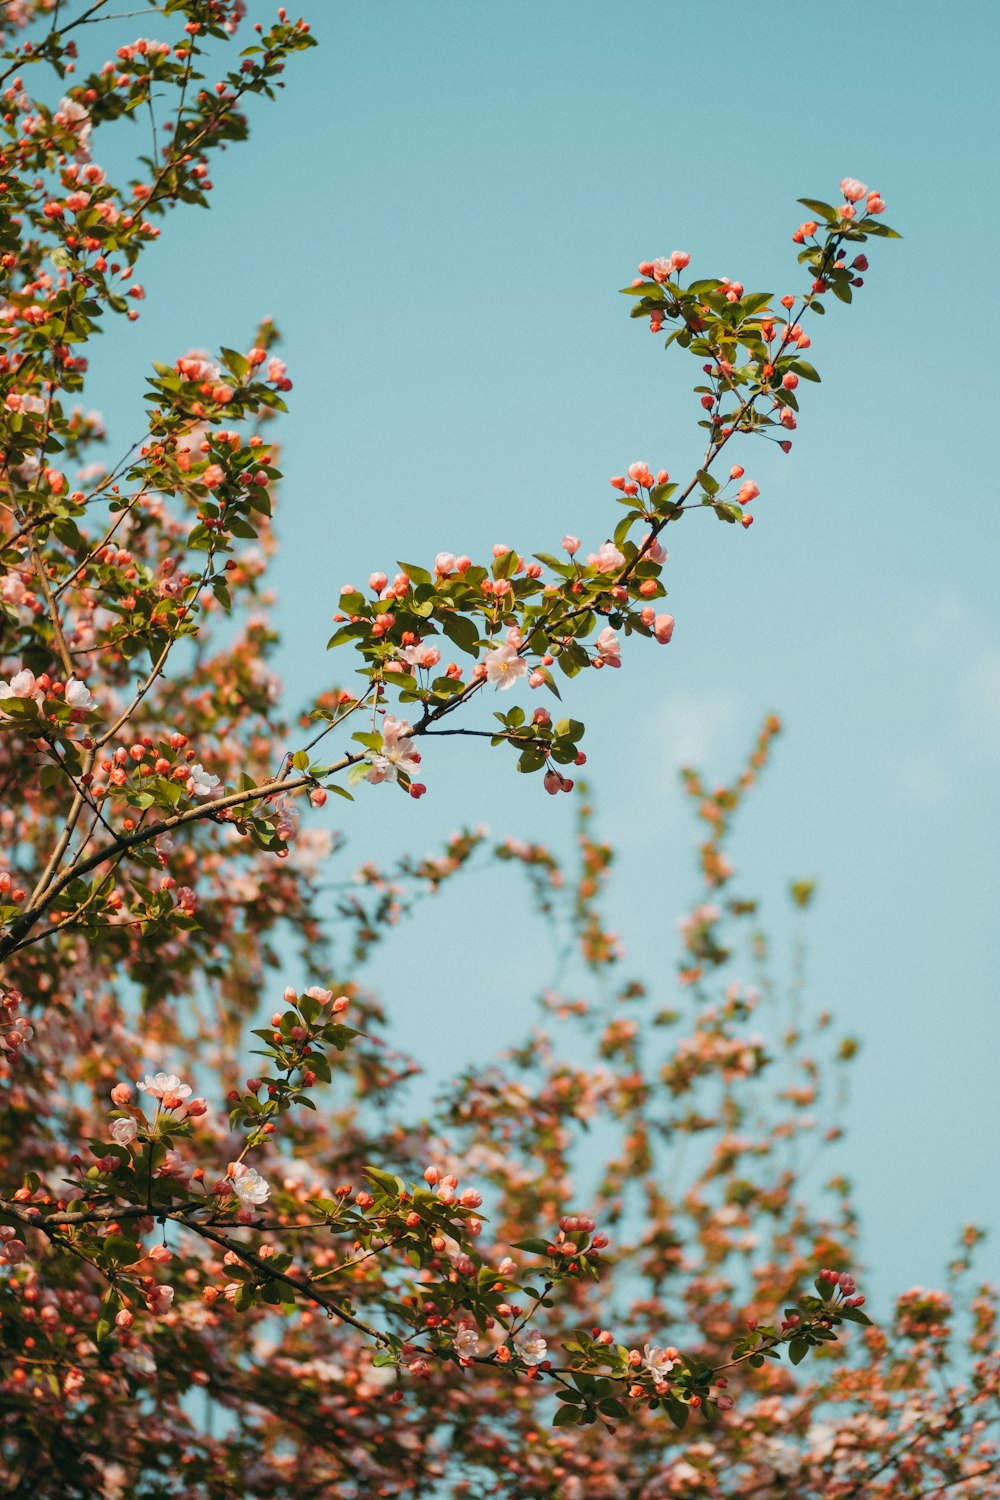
[74,0,999,1307]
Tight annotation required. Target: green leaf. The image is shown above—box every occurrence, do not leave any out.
[789,1337,809,1365]
[233,1281,257,1312]
[220,346,249,380]
[440,612,480,657]
[797,198,837,222]
[397,561,432,587]
[363,1166,403,1198]
[714,502,743,523]
[351,731,382,751]
[516,751,546,774]
[650,481,678,508]
[738,292,773,316]
[511,1237,549,1254]
[664,1397,690,1429]
[619,282,665,301]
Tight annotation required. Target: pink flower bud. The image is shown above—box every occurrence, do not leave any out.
[654,614,675,644]
[562,534,580,555]
[839,177,867,202]
[111,1082,132,1106]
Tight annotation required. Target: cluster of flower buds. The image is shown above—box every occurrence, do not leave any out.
[0,1225,28,1267]
[819,1266,866,1308]
[0,987,32,1061]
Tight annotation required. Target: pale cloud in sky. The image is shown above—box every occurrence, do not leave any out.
[652,692,746,780]
[958,648,1000,761]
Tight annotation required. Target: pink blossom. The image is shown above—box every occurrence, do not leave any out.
[145,1284,174,1316]
[111,1117,137,1146]
[365,714,421,783]
[595,626,621,668]
[654,614,675,644]
[840,177,867,201]
[155,1150,190,1181]
[138,1071,192,1103]
[562,534,580,555]
[53,96,92,160]
[586,541,626,574]
[627,461,654,488]
[484,642,528,691]
[0,573,26,605]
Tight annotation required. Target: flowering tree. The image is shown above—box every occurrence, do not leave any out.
[0,2,997,1495]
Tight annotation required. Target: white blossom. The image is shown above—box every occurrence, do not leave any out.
[111,1117,137,1146]
[453,1324,481,1360]
[138,1071,192,1103]
[641,1342,677,1379]
[513,1329,547,1366]
[231,1165,270,1207]
[65,677,95,710]
[484,642,528,690]
[187,762,222,798]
